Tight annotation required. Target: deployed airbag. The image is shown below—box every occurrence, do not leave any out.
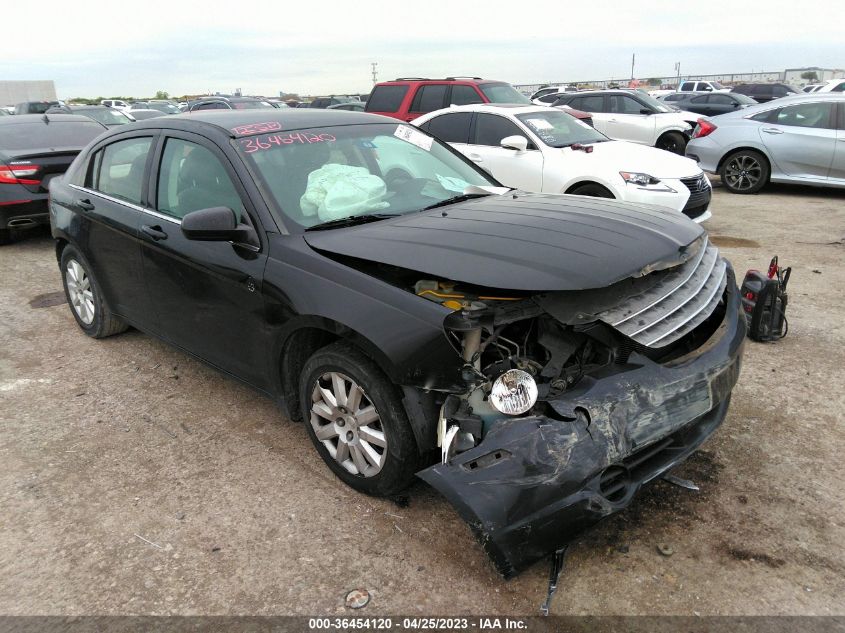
[300,163,389,221]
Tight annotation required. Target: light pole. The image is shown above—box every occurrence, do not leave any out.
[674,62,681,88]
[371,62,378,84]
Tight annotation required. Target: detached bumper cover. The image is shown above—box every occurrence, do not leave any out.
[418,267,746,578]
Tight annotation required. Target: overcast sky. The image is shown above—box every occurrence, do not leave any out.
[4,0,843,98]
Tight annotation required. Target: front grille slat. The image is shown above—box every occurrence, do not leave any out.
[596,235,727,348]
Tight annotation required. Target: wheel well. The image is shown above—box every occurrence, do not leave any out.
[716,147,771,175]
[279,327,340,422]
[565,181,615,197]
[657,129,687,142]
[55,238,68,262]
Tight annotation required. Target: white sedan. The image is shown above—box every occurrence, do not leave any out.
[413,104,712,222]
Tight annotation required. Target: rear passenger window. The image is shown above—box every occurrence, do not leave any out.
[91,137,153,205]
[450,85,483,106]
[571,96,605,112]
[774,103,834,129]
[425,112,473,144]
[364,85,408,112]
[750,110,777,123]
[681,82,695,91]
[410,85,448,113]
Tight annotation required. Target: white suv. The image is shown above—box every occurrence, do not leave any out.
[679,80,730,93]
[551,90,701,155]
[100,99,130,111]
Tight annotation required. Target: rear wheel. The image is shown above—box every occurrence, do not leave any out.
[300,341,418,496]
[719,149,769,194]
[569,183,615,198]
[655,131,687,155]
[60,245,128,338]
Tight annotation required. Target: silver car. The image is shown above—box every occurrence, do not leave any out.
[685,93,845,193]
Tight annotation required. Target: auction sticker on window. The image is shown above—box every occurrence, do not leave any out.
[394,125,433,151]
[525,118,553,130]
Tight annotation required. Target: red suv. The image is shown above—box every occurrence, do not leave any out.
[365,77,531,122]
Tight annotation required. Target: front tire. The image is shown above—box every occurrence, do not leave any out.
[60,245,128,338]
[719,149,769,194]
[299,341,419,496]
[655,131,687,155]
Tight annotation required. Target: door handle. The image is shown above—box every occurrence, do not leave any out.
[762,128,784,134]
[77,198,95,211]
[141,224,168,241]
[468,153,484,163]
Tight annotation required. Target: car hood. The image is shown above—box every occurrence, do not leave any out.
[567,141,702,178]
[304,193,704,292]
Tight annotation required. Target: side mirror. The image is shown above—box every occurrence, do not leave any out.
[181,206,254,243]
[500,135,528,152]
[639,108,652,115]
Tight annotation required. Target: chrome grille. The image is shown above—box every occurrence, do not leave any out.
[680,174,709,193]
[597,236,727,348]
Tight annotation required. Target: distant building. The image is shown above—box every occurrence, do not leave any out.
[0,80,57,107]
[783,67,845,83]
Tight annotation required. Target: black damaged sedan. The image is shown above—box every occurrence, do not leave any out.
[49,110,745,577]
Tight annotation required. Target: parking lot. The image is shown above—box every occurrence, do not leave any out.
[1,181,843,616]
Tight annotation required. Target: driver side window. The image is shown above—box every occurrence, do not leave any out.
[473,114,533,148]
[156,138,245,220]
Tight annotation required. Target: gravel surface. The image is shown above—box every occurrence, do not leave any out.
[1,181,843,615]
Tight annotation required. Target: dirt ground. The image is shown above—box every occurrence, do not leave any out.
[1,181,844,616]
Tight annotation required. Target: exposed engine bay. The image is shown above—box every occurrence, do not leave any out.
[411,234,729,465]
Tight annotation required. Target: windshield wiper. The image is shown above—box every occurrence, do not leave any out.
[421,193,489,212]
[305,213,398,231]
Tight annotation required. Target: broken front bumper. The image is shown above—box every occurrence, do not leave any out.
[418,268,746,578]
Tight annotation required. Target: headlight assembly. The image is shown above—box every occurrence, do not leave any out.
[489,369,538,416]
[619,171,677,192]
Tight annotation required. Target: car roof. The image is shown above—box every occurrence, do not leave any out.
[752,93,845,104]
[442,103,549,113]
[0,113,104,126]
[124,109,397,138]
[557,89,630,96]
[376,78,503,85]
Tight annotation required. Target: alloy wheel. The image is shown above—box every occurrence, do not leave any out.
[309,372,387,477]
[724,155,762,191]
[65,259,95,325]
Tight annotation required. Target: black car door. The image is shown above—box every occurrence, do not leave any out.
[706,94,738,116]
[67,132,158,328]
[138,130,271,390]
[688,95,712,116]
